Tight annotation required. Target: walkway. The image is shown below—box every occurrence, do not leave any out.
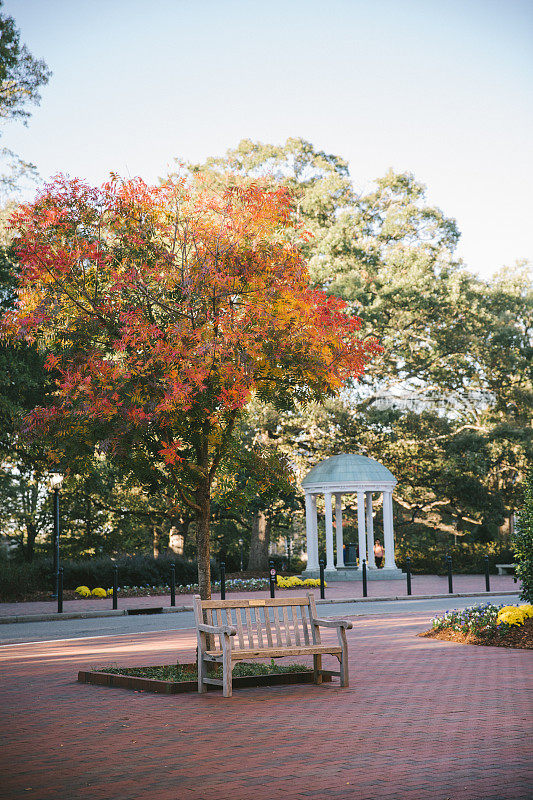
[0,573,519,618]
[1,608,531,799]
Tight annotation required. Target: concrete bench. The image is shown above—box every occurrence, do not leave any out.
[495,564,516,575]
[193,592,352,697]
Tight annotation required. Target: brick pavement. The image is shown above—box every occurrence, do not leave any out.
[0,573,519,618]
[0,610,531,800]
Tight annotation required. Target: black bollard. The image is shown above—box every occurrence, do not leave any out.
[170,563,176,606]
[269,561,276,598]
[484,556,490,592]
[406,556,412,596]
[362,559,367,597]
[113,564,118,610]
[220,561,226,600]
[447,555,453,594]
[319,559,325,600]
[57,567,63,614]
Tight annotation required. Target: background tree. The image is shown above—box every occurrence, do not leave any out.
[0,2,52,561]
[189,138,532,550]
[0,1,50,123]
[0,1,51,195]
[3,173,379,596]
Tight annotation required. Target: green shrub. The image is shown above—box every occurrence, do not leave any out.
[0,560,53,600]
[513,469,533,603]
[395,540,515,575]
[0,554,219,600]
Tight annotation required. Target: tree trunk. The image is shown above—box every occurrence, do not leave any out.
[247,511,270,570]
[195,481,212,600]
[24,522,37,563]
[86,497,92,540]
[153,524,160,559]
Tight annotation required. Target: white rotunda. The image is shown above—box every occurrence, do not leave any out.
[301,454,403,581]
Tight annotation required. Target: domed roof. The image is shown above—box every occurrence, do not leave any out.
[302,454,396,487]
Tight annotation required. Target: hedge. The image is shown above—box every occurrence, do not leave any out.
[0,554,219,601]
[513,469,533,603]
[395,540,515,575]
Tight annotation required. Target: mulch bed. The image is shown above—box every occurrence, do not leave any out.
[419,617,533,649]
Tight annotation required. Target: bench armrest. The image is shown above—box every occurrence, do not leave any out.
[312,617,353,630]
[197,623,237,636]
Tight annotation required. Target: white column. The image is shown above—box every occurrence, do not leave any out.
[357,491,366,570]
[335,493,344,568]
[383,490,397,569]
[366,491,376,568]
[324,491,336,571]
[305,493,319,571]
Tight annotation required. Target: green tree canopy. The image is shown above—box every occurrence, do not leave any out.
[187,138,532,546]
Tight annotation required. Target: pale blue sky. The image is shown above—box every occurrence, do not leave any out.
[3,0,533,277]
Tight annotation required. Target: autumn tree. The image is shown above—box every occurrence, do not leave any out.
[3,174,379,597]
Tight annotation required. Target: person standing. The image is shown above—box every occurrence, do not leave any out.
[374,539,384,568]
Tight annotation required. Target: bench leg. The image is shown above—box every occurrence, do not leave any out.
[222,644,232,698]
[197,648,207,694]
[313,654,322,685]
[338,629,349,688]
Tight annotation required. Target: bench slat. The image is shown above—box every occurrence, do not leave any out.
[263,609,274,648]
[308,593,321,644]
[200,596,310,609]
[205,644,342,659]
[255,608,265,648]
[273,607,283,646]
[300,605,310,645]
[235,608,245,648]
[282,605,292,646]
[203,677,223,686]
[245,607,254,648]
[291,606,301,646]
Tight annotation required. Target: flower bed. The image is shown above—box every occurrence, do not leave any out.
[78,660,327,694]
[276,576,324,589]
[73,577,271,598]
[419,603,533,649]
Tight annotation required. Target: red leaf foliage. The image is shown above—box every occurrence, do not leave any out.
[2,173,381,481]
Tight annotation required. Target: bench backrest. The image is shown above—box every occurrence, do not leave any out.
[193,594,321,651]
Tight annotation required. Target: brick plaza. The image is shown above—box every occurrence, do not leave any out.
[1,607,531,800]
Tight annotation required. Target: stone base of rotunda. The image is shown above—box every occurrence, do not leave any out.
[302,566,405,581]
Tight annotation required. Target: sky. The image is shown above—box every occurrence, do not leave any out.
[3,0,533,278]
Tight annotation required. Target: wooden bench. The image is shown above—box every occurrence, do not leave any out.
[193,593,352,697]
[495,563,516,575]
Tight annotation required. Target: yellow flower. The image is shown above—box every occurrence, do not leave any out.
[276,575,305,589]
[75,586,91,597]
[497,606,526,627]
[518,604,533,618]
[91,587,107,598]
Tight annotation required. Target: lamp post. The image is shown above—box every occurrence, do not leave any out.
[238,538,244,572]
[50,473,63,598]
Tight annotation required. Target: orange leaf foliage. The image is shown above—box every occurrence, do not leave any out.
[2,173,381,474]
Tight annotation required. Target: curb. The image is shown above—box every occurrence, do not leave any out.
[0,591,520,625]
[0,605,194,624]
[316,590,520,605]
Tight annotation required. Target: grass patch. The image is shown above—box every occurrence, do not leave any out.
[95,660,312,681]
